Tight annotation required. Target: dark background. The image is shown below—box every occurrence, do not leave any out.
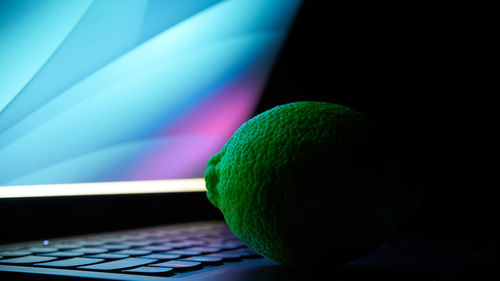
[256,2,499,245]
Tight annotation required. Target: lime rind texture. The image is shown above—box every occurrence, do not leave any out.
[204,102,391,265]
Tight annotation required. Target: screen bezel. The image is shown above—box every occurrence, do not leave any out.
[0,191,222,244]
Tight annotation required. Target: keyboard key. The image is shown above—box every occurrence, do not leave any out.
[145,238,171,244]
[186,246,220,253]
[90,236,115,245]
[205,253,242,261]
[70,247,108,254]
[80,240,106,246]
[206,242,243,250]
[52,243,83,250]
[185,240,207,246]
[40,251,85,257]
[165,236,191,242]
[181,256,222,265]
[227,248,261,258]
[100,244,131,250]
[114,249,152,256]
[116,235,144,241]
[164,240,204,248]
[25,247,58,253]
[0,251,31,257]
[86,253,130,259]
[0,255,56,264]
[123,266,174,275]
[165,250,201,256]
[139,245,173,252]
[35,257,104,267]
[189,232,212,239]
[121,240,153,247]
[141,254,180,260]
[223,238,246,245]
[150,260,201,270]
[124,233,150,240]
[101,237,128,243]
[79,258,157,270]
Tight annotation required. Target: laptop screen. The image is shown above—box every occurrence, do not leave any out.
[0,0,302,198]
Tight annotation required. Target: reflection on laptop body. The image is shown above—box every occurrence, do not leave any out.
[0,0,302,280]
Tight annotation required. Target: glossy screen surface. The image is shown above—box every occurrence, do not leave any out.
[0,0,301,190]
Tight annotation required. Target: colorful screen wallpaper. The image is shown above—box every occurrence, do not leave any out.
[0,0,301,186]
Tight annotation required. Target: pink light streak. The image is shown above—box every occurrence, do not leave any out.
[123,79,261,180]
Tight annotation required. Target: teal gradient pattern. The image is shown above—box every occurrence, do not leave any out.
[0,0,301,186]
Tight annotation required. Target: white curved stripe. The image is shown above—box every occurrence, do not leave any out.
[0,0,150,130]
[0,0,93,113]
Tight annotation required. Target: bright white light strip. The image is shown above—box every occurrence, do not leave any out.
[0,178,206,198]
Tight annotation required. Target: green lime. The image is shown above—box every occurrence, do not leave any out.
[205,101,401,266]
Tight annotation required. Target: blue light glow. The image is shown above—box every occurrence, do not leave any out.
[0,0,302,186]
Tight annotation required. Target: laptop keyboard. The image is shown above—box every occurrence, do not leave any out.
[0,221,261,278]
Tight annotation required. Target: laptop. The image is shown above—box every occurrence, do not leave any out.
[0,0,306,279]
[1,1,498,280]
